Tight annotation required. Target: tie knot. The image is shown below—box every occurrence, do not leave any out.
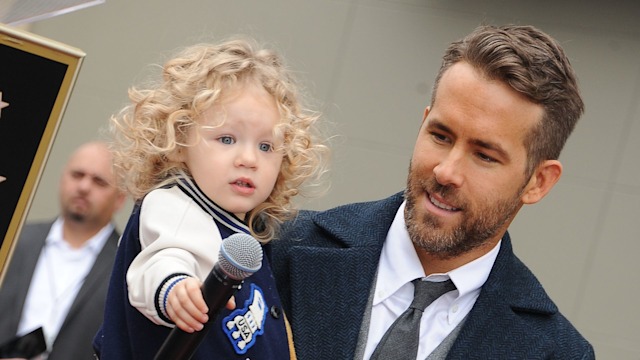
[369,278,457,360]
[410,278,456,311]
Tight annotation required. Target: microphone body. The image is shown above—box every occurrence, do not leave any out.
[154,234,263,360]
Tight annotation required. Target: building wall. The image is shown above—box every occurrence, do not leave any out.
[21,1,640,358]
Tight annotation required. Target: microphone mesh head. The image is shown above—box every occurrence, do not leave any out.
[218,233,263,280]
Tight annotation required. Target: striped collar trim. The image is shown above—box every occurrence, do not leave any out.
[174,173,250,235]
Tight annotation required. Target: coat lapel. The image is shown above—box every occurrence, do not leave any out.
[9,224,50,332]
[58,230,119,329]
[287,193,404,359]
[289,246,380,358]
[446,233,558,359]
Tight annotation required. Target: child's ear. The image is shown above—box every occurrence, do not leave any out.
[521,160,562,204]
[167,147,186,162]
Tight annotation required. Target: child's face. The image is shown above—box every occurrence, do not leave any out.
[180,82,284,220]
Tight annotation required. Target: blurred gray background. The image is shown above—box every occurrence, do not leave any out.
[8,0,640,358]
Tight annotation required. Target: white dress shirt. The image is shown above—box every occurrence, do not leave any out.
[363,201,501,360]
[17,218,113,350]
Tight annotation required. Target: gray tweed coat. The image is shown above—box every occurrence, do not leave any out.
[270,192,595,359]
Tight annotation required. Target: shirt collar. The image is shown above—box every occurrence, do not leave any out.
[46,217,114,254]
[445,237,500,298]
[374,200,500,304]
[374,201,424,305]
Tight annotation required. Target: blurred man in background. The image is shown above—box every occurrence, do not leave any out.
[0,141,126,360]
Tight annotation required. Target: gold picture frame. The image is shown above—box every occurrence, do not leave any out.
[0,23,85,285]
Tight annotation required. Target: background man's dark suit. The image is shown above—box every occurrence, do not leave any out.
[0,221,119,360]
[270,192,594,359]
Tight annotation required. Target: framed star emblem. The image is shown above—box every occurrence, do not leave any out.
[0,24,85,282]
[0,91,8,118]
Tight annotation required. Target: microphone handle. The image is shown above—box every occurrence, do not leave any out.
[154,266,243,360]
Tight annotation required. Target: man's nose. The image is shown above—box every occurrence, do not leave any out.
[433,151,464,188]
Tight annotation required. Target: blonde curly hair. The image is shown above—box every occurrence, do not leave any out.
[110,37,329,242]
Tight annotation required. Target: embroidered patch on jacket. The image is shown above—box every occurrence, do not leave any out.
[223,283,267,354]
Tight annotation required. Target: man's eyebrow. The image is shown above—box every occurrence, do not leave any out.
[428,119,451,134]
[428,119,511,161]
[71,168,112,185]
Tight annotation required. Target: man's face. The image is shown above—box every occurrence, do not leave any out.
[59,143,123,228]
[405,62,544,259]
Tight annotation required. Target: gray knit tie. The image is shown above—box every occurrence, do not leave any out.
[370,278,457,360]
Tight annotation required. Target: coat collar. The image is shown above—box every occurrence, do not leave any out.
[310,192,405,249]
[447,232,560,358]
[482,232,558,314]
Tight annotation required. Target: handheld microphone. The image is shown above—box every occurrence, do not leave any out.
[154,233,263,360]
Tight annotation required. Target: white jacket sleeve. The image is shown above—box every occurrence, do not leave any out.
[126,186,223,326]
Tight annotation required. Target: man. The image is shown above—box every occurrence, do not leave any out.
[0,141,126,359]
[271,25,595,359]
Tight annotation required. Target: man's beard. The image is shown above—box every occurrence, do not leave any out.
[67,211,87,223]
[63,202,88,223]
[404,164,523,260]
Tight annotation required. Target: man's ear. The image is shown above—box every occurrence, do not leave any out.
[422,106,430,125]
[521,160,563,204]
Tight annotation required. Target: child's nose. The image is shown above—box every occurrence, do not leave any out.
[235,145,257,168]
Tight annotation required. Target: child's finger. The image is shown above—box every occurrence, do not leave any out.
[178,278,209,317]
[226,296,236,310]
[183,279,208,314]
[167,300,203,333]
[167,279,208,329]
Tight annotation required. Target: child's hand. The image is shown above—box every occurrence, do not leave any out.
[166,277,238,333]
[166,277,208,333]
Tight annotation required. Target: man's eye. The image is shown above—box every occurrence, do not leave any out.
[71,171,85,179]
[94,178,109,187]
[431,132,449,144]
[259,143,272,152]
[477,152,497,163]
[218,136,235,145]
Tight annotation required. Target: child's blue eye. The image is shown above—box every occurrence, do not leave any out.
[259,143,272,152]
[218,136,235,145]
